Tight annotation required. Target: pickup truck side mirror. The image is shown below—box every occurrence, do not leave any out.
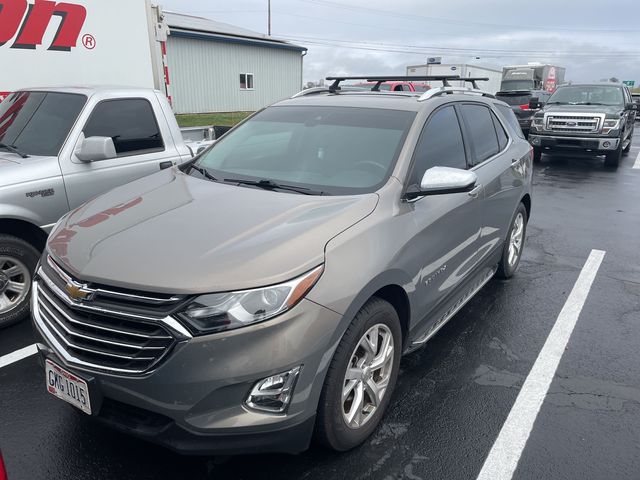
[405,166,478,200]
[626,102,638,111]
[76,136,117,162]
[529,98,543,109]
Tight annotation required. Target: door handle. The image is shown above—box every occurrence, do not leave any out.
[159,161,173,170]
[468,185,482,198]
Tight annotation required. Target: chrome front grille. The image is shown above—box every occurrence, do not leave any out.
[545,113,603,133]
[34,257,191,374]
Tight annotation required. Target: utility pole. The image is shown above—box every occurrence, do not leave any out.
[268,0,271,36]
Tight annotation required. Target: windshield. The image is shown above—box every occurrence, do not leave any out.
[194,105,416,195]
[501,80,535,91]
[548,85,624,106]
[0,91,86,156]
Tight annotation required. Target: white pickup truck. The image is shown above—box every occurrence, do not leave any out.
[0,86,208,327]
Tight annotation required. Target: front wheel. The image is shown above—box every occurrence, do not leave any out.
[315,298,402,451]
[605,145,622,167]
[532,147,542,163]
[0,235,39,328]
[496,203,528,279]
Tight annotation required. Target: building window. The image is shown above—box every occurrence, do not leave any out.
[240,73,254,90]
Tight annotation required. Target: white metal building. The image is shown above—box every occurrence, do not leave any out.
[406,63,502,94]
[164,13,306,114]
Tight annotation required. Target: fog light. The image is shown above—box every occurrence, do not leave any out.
[530,137,541,146]
[245,366,301,413]
[603,141,611,148]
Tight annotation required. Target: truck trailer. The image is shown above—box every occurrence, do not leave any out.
[500,64,566,93]
[406,63,502,94]
[0,0,170,103]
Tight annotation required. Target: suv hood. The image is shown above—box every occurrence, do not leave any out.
[542,104,623,116]
[48,168,379,294]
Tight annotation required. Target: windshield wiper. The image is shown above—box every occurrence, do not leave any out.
[223,178,324,195]
[0,143,29,158]
[189,164,218,182]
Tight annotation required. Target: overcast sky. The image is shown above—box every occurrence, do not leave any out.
[159,0,640,85]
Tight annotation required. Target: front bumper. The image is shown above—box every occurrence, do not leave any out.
[529,133,620,152]
[32,292,343,455]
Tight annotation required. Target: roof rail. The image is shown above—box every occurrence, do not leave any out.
[419,86,495,101]
[325,75,462,92]
[291,87,332,98]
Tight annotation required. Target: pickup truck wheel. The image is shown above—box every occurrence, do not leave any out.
[315,298,402,451]
[622,130,633,155]
[0,235,39,328]
[604,145,622,168]
[496,203,528,279]
[532,147,542,163]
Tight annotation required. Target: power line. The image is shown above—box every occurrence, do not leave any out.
[278,34,640,58]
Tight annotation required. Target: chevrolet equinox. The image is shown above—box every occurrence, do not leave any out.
[32,78,533,455]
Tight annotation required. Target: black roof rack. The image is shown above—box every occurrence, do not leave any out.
[460,77,490,89]
[325,75,462,93]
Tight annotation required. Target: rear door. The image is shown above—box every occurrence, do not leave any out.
[459,102,530,263]
[59,95,181,209]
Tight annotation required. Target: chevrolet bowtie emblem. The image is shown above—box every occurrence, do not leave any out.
[65,282,92,301]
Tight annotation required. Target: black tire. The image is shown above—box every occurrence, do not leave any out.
[315,297,402,451]
[496,203,528,279]
[623,130,633,155]
[0,235,40,328]
[604,144,622,167]
[532,147,542,163]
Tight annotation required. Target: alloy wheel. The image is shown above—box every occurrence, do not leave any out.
[341,323,395,429]
[0,256,30,315]
[508,213,525,267]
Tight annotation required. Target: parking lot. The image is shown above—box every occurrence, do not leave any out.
[1,135,640,479]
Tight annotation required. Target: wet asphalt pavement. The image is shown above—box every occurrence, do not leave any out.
[1,137,640,480]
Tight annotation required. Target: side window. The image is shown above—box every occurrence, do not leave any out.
[83,99,164,156]
[409,105,467,186]
[460,104,500,166]
[496,104,526,139]
[492,111,509,150]
[240,73,254,90]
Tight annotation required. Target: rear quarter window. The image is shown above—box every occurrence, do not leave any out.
[495,104,526,139]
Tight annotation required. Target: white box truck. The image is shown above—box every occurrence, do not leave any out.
[500,64,566,93]
[0,0,170,102]
[406,63,502,94]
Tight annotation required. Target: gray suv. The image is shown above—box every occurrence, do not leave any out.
[32,78,533,455]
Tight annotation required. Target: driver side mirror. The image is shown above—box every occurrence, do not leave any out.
[626,102,638,111]
[405,166,478,200]
[76,136,117,162]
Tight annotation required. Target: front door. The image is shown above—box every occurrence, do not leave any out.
[60,97,180,209]
[401,104,486,342]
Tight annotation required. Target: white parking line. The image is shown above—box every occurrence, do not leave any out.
[0,344,38,369]
[633,150,640,169]
[476,249,606,480]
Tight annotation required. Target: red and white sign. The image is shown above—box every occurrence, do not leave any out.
[0,0,156,93]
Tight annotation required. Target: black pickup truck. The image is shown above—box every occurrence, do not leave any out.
[528,83,636,167]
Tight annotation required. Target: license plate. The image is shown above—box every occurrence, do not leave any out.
[45,359,92,415]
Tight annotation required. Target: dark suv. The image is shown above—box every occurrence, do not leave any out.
[495,89,551,137]
[529,83,636,167]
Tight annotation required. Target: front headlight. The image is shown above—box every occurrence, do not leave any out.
[532,117,544,126]
[178,265,324,335]
[602,118,621,134]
